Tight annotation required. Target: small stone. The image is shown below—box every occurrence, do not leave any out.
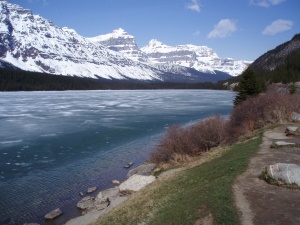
[79,192,84,197]
[153,168,162,173]
[24,223,40,225]
[87,186,97,194]
[44,208,63,220]
[124,162,134,168]
[112,180,120,185]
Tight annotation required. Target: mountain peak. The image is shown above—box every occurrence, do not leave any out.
[87,28,134,43]
[148,39,165,47]
[112,28,127,35]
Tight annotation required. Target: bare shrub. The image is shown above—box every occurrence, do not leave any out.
[150,125,191,164]
[150,88,300,164]
[225,91,300,143]
[150,116,226,164]
[188,115,226,152]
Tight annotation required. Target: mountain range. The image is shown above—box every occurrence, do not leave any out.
[0,1,251,83]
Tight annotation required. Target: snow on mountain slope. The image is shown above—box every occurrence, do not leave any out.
[0,1,244,82]
[141,39,251,76]
[0,2,162,81]
[87,28,145,62]
[90,28,251,77]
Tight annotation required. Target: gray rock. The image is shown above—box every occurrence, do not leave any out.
[112,180,120,185]
[290,112,300,122]
[262,163,300,187]
[76,196,95,210]
[127,163,156,178]
[124,162,134,168]
[24,223,40,225]
[87,186,97,194]
[285,126,300,137]
[271,141,295,148]
[44,208,62,220]
[119,174,156,192]
[98,187,120,199]
[95,193,110,210]
[153,168,162,173]
[94,187,119,210]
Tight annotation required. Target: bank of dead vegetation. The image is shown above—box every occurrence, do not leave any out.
[150,85,300,164]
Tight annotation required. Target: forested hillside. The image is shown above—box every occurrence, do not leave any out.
[0,68,226,91]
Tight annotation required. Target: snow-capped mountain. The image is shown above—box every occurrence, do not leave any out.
[87,28,145,62]
[0,2,164,81]
[90,30,251,77]
[140,39,251,76]
[0,1,237,82]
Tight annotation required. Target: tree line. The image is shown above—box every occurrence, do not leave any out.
[0,68,227,91]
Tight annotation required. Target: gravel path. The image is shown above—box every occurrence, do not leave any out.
[234,125,300,225]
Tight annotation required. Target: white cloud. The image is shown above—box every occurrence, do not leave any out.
[262,19,293,35]
[207,19,237,39]
[186,0,201,13]
[250,0,286,7]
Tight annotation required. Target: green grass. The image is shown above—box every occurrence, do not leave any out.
[92,136,262,225]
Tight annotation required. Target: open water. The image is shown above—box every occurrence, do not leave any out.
[0,90,235,225]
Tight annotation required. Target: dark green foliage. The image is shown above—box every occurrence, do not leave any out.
[251,46,300,84]
[289,82,296,94]
[0,68,108,91]
[0,68,227,91]
[234,67,261,106]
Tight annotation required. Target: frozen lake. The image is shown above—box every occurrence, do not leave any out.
[0,90,235,225]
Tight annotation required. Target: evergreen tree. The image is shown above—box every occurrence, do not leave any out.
[234,67,260,107]
[289,82,296,94]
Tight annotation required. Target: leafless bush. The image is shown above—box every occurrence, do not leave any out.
[225,91,300,143]
[150,116,226,164]
[188,115,226,152]
[150,88,300,164]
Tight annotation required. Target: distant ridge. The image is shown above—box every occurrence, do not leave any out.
[251,33,300,71]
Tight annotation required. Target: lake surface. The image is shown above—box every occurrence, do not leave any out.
[0,90,235,225]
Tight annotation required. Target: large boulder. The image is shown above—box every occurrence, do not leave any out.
[261,163,300,187]
[127,163,156,178]
[119,174,156,192]
[76,196,95,210]
[44,208,62,220]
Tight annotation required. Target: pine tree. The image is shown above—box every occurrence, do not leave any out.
[234,67,260,107]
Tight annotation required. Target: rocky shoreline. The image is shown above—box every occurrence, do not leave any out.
[36,163,159,225]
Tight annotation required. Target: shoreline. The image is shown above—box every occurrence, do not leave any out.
[64,163,160,225]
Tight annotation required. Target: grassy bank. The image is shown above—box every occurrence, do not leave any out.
[92,135,262,225]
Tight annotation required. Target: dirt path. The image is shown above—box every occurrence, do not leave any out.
[233,125,300,225]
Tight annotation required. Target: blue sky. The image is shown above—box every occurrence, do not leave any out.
[8,0,300,61]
